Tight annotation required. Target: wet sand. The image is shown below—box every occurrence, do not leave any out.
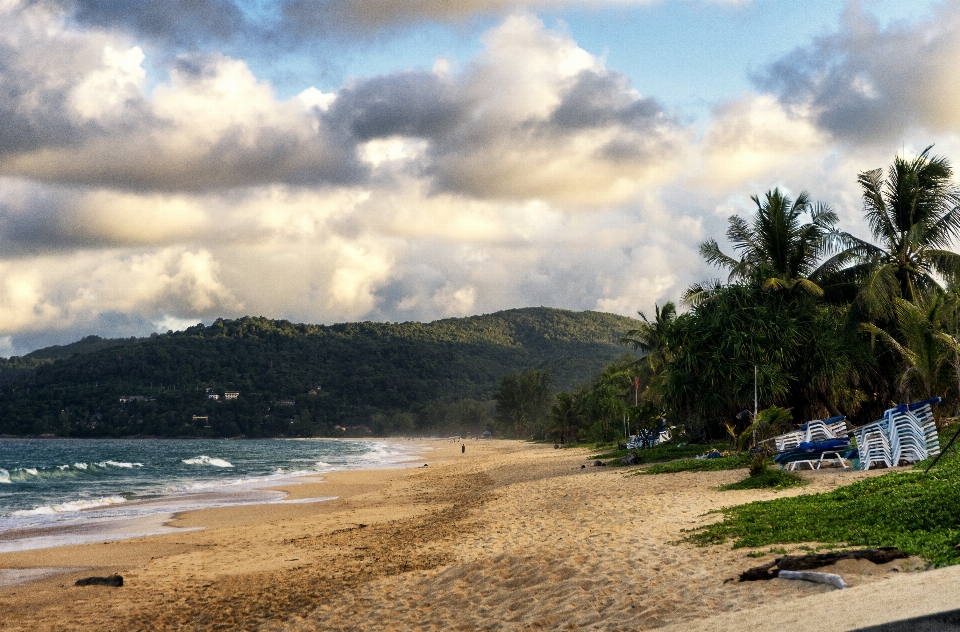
[0,439,954,630]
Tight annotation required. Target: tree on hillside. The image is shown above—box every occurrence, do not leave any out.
[494,369,553,438]
[548,390,585,443]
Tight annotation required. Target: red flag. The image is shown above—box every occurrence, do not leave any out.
[635,377,640,391]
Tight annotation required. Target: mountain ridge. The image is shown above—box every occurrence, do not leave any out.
[0,307,642,437]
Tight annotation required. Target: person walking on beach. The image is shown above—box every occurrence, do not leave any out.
[461,444,466,454]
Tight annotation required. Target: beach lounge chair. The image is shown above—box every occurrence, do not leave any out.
[773,438,851,470]
[826,416,849,438]
[771,416,850,470]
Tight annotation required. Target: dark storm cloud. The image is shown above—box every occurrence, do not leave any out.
[754,3,960,144]
[0,189,77,256]
[47,0,497,48]
[550,70,666,130]
[0,41,94,155]
[326,72,465,141]
[70,0,248,46]
[312,64,683,202]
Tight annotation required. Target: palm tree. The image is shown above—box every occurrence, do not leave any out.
[621,301,677,401]
[698,188,839,296]
[621,302,676,367]
[862,296,955,404]
[837,146,960,316]
[549,391,584,443]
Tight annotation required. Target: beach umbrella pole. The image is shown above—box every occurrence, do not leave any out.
[924,424,960,473]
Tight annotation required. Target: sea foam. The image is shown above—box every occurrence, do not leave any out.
[13,496,127,516]
[183,456,233,468]
[97,460,142,469]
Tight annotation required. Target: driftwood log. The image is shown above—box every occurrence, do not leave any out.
[75,575,123,587]
[739,547,907,582]
[778,570,847,589]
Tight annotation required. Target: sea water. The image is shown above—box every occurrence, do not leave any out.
[0,438,424,552]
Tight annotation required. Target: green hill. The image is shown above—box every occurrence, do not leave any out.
[23,334,144,362]
[0,307,641,438]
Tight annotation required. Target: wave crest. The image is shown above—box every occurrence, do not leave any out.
[182,456,233,468]
[13,496,127,516]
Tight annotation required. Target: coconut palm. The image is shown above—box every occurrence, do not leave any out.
[621,301,677,401]
[862,296,955,404]
[698,188,839,296]
[835,147,960,316]
[549,390,584,443]
[621,302,676,369]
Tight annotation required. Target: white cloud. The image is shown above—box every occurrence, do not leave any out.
[0,335,16,358]
[69,44,146,122]
[154,315,203,334]
[699,93,830,189]
[433,283,478,316]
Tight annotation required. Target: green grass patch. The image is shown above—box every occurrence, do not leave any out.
[589,448,628,460]
[591,442,729,465]
[634,453,753,475]
[717,467,806,490]
[687,441,960,566]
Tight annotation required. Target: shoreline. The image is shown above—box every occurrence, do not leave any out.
[1,439,958,630]
[0,436,429,555]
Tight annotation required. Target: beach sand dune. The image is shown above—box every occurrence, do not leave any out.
[0,440,952,630]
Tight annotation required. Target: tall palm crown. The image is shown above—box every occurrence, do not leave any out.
[621,302,676,402]
[621,301,676,364]
[698,189,838,295]
[840,147,960,312]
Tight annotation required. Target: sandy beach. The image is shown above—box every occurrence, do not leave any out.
[0,439,956,631]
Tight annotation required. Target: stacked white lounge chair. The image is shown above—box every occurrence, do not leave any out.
[851,398,942,470]
[773,417,849,452]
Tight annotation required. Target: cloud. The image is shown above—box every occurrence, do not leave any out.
[0,3,365,191]
[3,5,903,358]
[54,0,745,44]
[325,14,688,205]
[0,7,686,206]
[699,93,830,189]
[0,247,238,335]
[756,2,960,144]
[279,0,750,36]
[69,0,248,46]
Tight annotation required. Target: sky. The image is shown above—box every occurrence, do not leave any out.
[0,0,955,355]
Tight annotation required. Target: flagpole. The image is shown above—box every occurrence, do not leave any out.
[752,365,758,447]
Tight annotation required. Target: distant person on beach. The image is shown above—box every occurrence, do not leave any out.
[462,444,465,454]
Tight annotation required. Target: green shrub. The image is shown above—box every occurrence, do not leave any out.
[636,454,753,475]
[718,468,805,490]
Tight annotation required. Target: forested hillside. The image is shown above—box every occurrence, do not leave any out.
[0,308,640,438]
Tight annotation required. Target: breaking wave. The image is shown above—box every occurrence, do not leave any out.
[13,496,127,516]
[182,456,233,468]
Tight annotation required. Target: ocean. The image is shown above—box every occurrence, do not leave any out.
[0,438,424,553]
